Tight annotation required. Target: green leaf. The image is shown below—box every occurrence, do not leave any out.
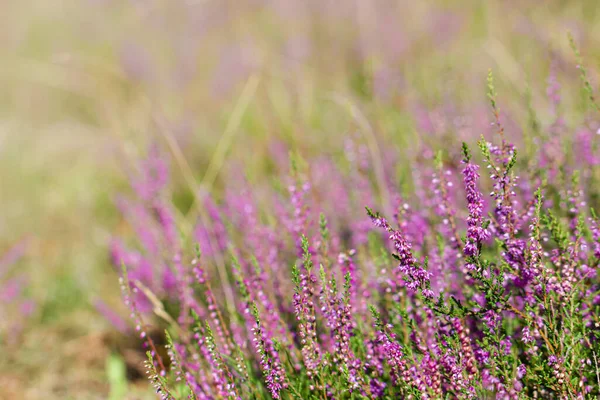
[106,353,128,400]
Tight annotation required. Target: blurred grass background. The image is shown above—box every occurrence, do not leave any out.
[0,0,599,398]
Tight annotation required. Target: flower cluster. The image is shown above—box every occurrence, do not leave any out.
[111,67,600,399]
[461,143,488,259]
[0,238,35,342]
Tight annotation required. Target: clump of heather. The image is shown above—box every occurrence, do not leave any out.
[113,66,600,398]
[0,238,35,342]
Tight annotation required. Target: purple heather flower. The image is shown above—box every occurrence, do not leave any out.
[462,159,488,257]
[94,299,129,334]
[251,305,287,399]
[0,238,30,279]
[393,196,428,255]
[376,331,411,387]
[369,211,433,298]
[575,127,600,166]
[420,352,442,396]
[521,326,534,344]
[337,250,360,311]
[110,123,600,399]
[590,216,600,259]
[289,180,312,255]
[475,348,490,365]
[452,318,478,380]
[517,364,526,379]
[196,325,240,399]
[194,194,229,260]
[369,378,386,398]
[116,198,160,257]
[193,261,233,356]
[152,201,178,250]
[481,310,501,332]
[547,63,561,115]
[439,349,471,396]
[132,145,169,202]
[565,185,586,237]
[504,239,530,287]
[485,140,519,240]
[293,276,321,374]
[0,276,25,303]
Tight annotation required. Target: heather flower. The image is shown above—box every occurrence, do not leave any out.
[393,196,429,257]
[461,143,488,258]
[192,260,233,356]
[575,127,600,166]
[113,104,600,399]
[337,250,359,311]
[152,201,178,250]
[0,238,30,277]
[0,238,35,342]
[196,322,240,399]
[484,139,519,240]
[521,326,534,344]
[452,318,478,381]
[132,145,170,202]
[517,364,526,379]
[251,304,287,399]
[194,194,229,260]
[292,236,321,376]
[94,299,129,334]
[590,211,600,259]
[367,208,433,298]
[547,63,561,114]
[370,306,415,395]
[119,270,168,377]
[289,179,311,256]
[379,333,409,385]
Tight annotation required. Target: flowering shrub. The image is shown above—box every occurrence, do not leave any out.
[0,238,35,343]
[113,67,600,398]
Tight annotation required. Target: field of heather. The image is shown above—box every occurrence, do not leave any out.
[2,1,600,399]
